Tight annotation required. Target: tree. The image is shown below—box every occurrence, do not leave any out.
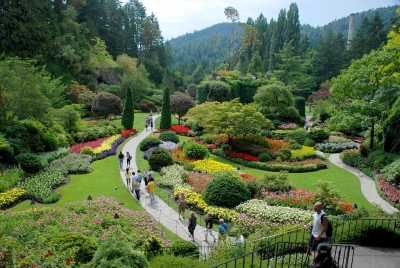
[170,93,194,125]
[286,3,301,50]
[196,81,231,103]
[294,97,306,118]
[160,88,171,129]
[92,92,123,118]
[122,88,134,129]
[224,6,240,69]
[384,97,400,153]
[254,79,301,123]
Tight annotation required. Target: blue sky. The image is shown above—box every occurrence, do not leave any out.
[138,0,398,39]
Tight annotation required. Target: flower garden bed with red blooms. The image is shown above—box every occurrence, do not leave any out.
[378,177,400,204]
[186,172,214,193]
[121,128,137,138]
[227,151,259,161]
[170,124,191,135]
[240,173,257,183]
[277,123,298,130]
[70,137,108,153]
[262,189,316,209]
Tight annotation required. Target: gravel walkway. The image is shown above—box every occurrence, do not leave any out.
[329,153,398,214]
[119,116,219,254]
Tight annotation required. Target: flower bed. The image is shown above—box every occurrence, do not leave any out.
[0,187,27,209]
[291,146,316,160]
[94,136,126,160]
[236,199,312,225]
[70,137,108,153]
[193,159,236,173]
[92,135,121,154]
[267,139,290,153]
[262,189,316,210]
[159,164,187,189]
[378,177,400,204]
[170,124,191,135]
[121,128,137,138]
[315,142,358,153]
[240,173,257,183]
[277,123,298,130]
[186,172,213,193]
[227,151,258,162]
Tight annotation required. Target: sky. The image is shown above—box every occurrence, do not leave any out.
[136,0,398,39]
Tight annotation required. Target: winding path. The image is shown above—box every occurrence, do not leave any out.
[329,153,398,214]
[119,116,219,253]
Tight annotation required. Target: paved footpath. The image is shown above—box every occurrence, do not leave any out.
[329,153,398,214]
[119,116,219,254]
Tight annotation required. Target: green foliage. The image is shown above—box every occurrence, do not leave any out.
[382,159,400,185]
[367,150,399,170]
[160,88,172,129]
[52,232,97,264]
[315,181,342,215]
[143,236,163,258]
[159,131,179,143]
[230,135,270,156]
[74,120,122,143]
[384,97,400,153]
[197,81,231,103]
[150,255,206,268]
[90,239,149,268]
[122,88,134,129]
[277,149,292,161]
[259,152,273,162]
[92,92,123,118]
[170,240,199,257]
[203,172,251,208]
[294,97,306,117]
[48,105,81,134]
[50,154,92,174]
[288,129,308,145]
[16,153,46,174]
[140,136,161,151]
[304,138,315,147]
[148,148,173,172]
[170,92,194,123]
[308,128,329,143]
[261,172,291,192]
[183,142,209,160]
[0,167,23,193]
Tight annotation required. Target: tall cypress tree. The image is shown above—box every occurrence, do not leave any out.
[286,3,301,50]
[122,88,134,129]
[160,87,171,129]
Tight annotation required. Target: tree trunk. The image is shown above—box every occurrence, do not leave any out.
[370,121,375,150]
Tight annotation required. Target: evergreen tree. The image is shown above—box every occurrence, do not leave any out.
[286,3,301,50]
[160,87,171,129]
[122,88,134,129]
[248,53,264,75]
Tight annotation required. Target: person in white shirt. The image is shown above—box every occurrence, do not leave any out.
[309,202,329,251]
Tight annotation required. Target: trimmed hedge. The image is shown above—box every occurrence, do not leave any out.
[148,148,173,171]
[315,142,358,153]
[139,136,161,151]
[159,131,179,143]
[169,241,199,257]
[16,153,46,174]
[183,142,209,160]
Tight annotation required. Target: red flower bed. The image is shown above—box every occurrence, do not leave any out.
[186,172,213,193]
[207,144,217,150]
[227,151,258,162]
[262,189,316,209]
[278,123,298,130]
[240,173,257,183]
[170,124,191,135]
[70,137,108,153]
[121,128,137,138]
[379,178,400,203]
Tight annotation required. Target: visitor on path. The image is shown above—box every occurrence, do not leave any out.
[131,171,141,200]
[218,219,228,242]
[204,213,216,243]
[118,151,124,169]
[125,167,131,188]
[310,243,338,268]
[188,213,197,241]
[309,202,330,252]
[147,178,155,204]
[177,194,187,220]
[126,152,132,168]
[149,116,154,131]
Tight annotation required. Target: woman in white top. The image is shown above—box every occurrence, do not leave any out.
[309,202,329,251]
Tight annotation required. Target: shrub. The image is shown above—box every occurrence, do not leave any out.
[139,99,158,113]
[186,172,213,193]
[16,153,46,174]
[258,152,272,162]
[308,129,329,143]
[159,164,187,189]
[50,153,92,174]
[183,142,209,160]
[91,92,123,118]
[382,159,400,185]
[170,124,191,135]
[159,131,179,143]
[288,129,308,145]
[150,255,207,268]
[170,241,199,257]
[140,136,161,151]
[42,191,61,204]
[149,148,173,171]
[90,239,149,268]
[367,150,398,171]
[230,135,270,156]
[200,134,216,144]
[197,80,231,103]
[0,168,23,192]
[277,149,292,161]
[314,181,342,215]
[52,232,97,264]
[144,236,163,258]
[0,188,26,208]
[80,146,96,157]
[261,172,291,192]
[227,151,258,162]
[203,172,251,208]
[294,96,306,117]
[341,150,364,168]
[304,138,315,147]
[315,142,358,153]
[192,159,235,173]
[291,146,316,160]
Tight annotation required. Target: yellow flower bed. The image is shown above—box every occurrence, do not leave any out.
[93,135,120,154]
[291,146,316,160]
[173,187,239,221]
[0,188,27,208]
[193,159,235,173]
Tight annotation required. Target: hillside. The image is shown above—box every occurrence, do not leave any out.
[169,5,398,74]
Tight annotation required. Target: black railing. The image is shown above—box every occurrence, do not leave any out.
[211,217,399,268]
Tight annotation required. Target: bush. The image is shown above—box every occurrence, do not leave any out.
[0,188,26,209]
[73,120,122,143]
[308,128,329,143]
[382,159,400,185]
[203,172,251,208]
[277,149,292,161]
[16,153,46,174]
[91,92,123,118]
[159,164,186,189]
[80,146,96,157]
[159,131,179,143]
[138,99,158,112]
[367,150,398,171]
[50,154,92,174]
[170,241,199,257]
[304,138,315,147]
[315,181,342,215]
[0,168,23,192]
[150,255,207,268]
[52,232,97,264]
[183,142,209,160]
[144,236,163,258]
[42,192,61,204]
[315,142,358,153]
[140,136,161,151]
[90,239,149,268]
[294,96,306,117]
[261,172,291,192]
[197,80,231,103]
[149,148,173,171]
[201,134,216,144]
[291,146,316,160]
[259,152,272,162]
[341,150,364,168]
[288,129,308,145]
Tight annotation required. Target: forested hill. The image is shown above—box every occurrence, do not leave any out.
[169,5,398,74]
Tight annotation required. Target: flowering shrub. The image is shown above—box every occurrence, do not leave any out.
[214,134,229,145]
[338,202,354,214]
[95,136,126,160]
[291,146,316,160]
[267,139,290,153]
[70,137,108,153]
[170,125,191,135]
[171,147,190,161]
[277,123,298,130]
[262,189,316,209]
[227,151,258,162]
[50,153,92,174]
[378,177,400,204]
[240,173,257,183]
[70,135,123,159]
[193,159,235,173]
[121,128,137,138]
[381,159,400,185]
[186,172,213,193]
[159,164,187,189]
[315,142,358,153]
[235,213,267,236]
[236,199,312,225]
[0,188,26,208]
[173,187,239,221]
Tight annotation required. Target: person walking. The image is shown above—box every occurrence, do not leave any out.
[118,151,124,169]
[131,171,141,200]
[309,202,330,252]
[177,194,187,221]
[188,213,197,241]
[146,178,155,204]
[126,152,132,168]
[218,219,228,242]
[125,167,131,188]
[149,116,154,131]
[204,213,216,243]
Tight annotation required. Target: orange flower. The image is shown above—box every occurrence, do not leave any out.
[339,202,354,214]
[66,257,74,266]
[267,138,289,153]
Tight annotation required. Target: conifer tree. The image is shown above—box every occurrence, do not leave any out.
[160,87,171,129]
[122,88,134,129]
